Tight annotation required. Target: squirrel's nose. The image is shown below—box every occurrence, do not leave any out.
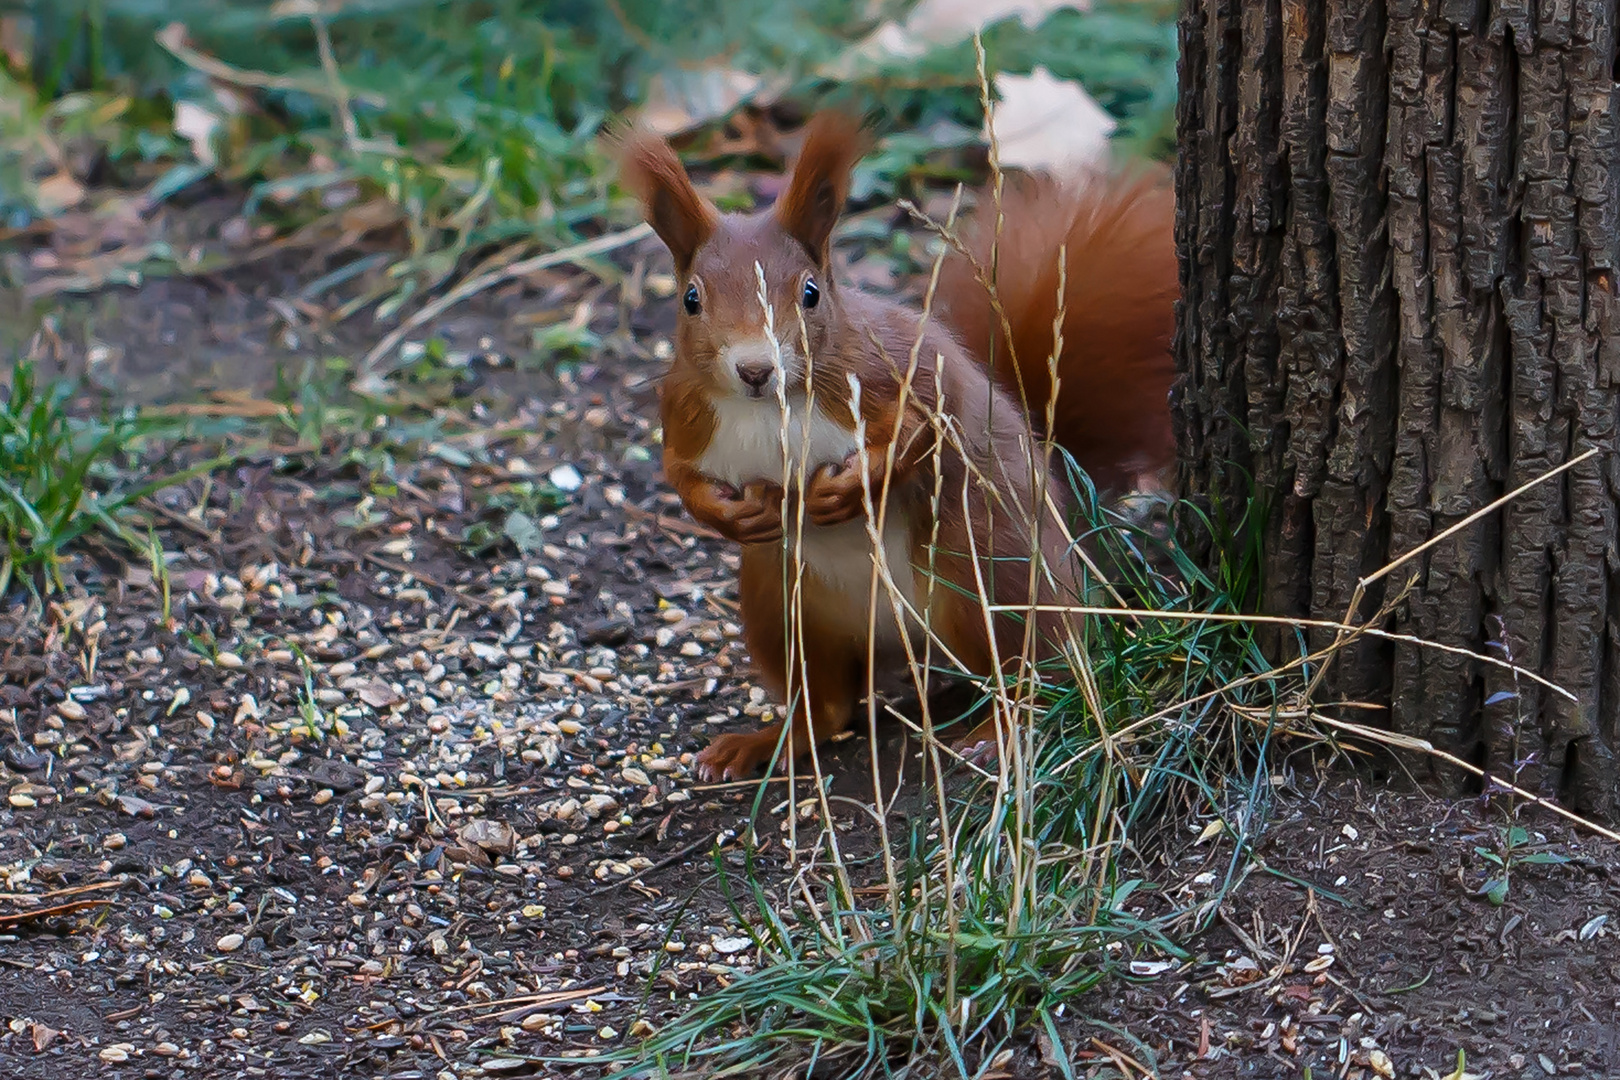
[735,361,774,390]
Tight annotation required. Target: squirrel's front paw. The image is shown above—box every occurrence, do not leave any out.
[805,454,874,526]
[714,481,785,544]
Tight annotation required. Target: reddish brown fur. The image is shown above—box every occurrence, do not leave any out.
[936,168,1179,493]
[612,111,1177,781]
[708,544,871,776]
[773,112,873,264]
[608,123,720,274]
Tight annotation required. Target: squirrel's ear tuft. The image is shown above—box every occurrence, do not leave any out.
[774,111,870,266]
[607,120,719,274]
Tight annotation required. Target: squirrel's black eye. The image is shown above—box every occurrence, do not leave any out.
[802,277,820,310]
[683,284,701,316]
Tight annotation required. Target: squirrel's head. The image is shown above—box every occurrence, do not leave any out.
[612,112,869,402]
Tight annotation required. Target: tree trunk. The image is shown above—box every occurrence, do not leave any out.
[1173,0,1620,813]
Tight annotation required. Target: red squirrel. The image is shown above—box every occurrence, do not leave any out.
[613,112,1177,782]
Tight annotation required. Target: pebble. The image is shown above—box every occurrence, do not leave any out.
[582,794,618,817]
[549,463,584,491]
[215,933,245,952]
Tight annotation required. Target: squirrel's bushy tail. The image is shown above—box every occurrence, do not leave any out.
[936,167,1179,495]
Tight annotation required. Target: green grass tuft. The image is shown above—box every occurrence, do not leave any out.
[556,472,1292,1079]
[0,359,211,599]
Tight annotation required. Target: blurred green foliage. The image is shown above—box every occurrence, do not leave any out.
[3,0,1177,301]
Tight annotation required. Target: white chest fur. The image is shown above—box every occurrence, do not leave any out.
[697,395,920,646]
[696,394,855,490]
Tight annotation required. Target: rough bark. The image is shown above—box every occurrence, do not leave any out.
[1175,0,1620,813]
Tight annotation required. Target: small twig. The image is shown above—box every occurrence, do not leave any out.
[1311,712,1620,845]
[139,498,219,542]
[432,986,605,1017]
[143,400,289,419]
[425,785,544,799]
[356,224,653,381]
[685,774,823,792]
[361,551,494,610]
[0,899,112,927]
[1216,907,1276,962]
[622,503,721,541]
[0,879,124,904]
[586,832,736,896]
[155,22,387,108]
[1089,1038,1152,1079]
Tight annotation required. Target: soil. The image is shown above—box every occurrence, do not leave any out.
[1097,783,1620,1079]
[4,221,1620,1080]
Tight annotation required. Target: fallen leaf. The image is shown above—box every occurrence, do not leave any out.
[358,678,403,709]
[457,818,516,856]
[35,173,86,215]
[990,66,1116,174]
[116,793,159,818]
[823,0,1089,77]
[638,68,783,138]
[1216,955,1262,986]
[1278,982,1314,1004]
[173,100,222,167]
[30,1022,59,1053]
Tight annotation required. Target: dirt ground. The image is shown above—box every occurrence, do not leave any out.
[4,226,1620,1080]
